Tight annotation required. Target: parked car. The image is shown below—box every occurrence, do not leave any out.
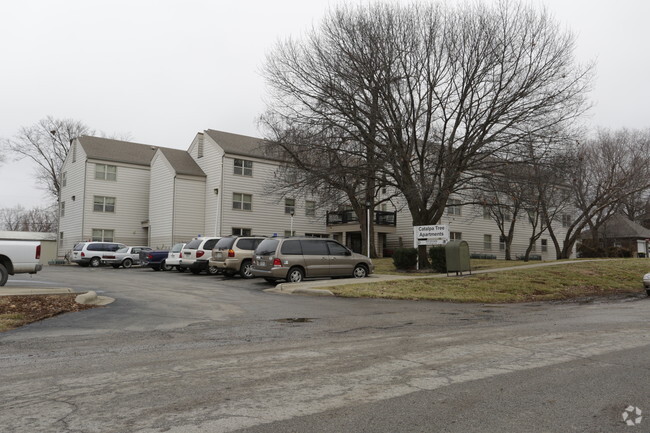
[71,242,126,267]
[140,249,170,271]
[251,237,374,283]
[0,240,42,286]
[104,246,152,268]
[179,237,221,275]
[209,236,265,278]
[165,243,186,272]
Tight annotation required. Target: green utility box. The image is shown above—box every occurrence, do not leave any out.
[445,240,471,276]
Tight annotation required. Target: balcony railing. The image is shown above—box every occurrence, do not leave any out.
[326,210,397,226]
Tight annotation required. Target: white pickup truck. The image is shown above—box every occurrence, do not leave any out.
[0,240,43,286]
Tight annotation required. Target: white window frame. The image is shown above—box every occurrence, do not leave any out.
[305,200,316,217]
[93,196,116,213]
[483,234,492,250]
[233,193,252,211]
[92,229,114,242]
[234,159,253,176]
[232,227,252,236]
[95,164,117,181]
[285,198,296,215]
[447,199,462,216]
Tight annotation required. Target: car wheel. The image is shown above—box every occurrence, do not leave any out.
[240,260,254,279]
[287,267,304,283]
[122,258,133,269]
[161,260,173,271]
[190,268,201,275]
[90,257,101,268]
[0,263,8,286]
[207,266,220,275]
[111,264,120,269]
[353,264,368,278]
[177,267,186,273]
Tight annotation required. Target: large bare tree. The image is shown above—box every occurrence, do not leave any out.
[2,116,93,204]
[262,1,592,263]
[0,205,57,232]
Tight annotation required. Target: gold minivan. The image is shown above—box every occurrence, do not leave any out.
[251,237,374,283]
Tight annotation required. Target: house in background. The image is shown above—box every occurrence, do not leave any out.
[580,214,650,257]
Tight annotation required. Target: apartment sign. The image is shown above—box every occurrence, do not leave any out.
[413,225,449,247]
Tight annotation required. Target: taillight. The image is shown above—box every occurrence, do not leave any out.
[179,252,183,258]
[197,250,204,258]
[273,258,282,267]
[228,249,235,258]
[81,252,85,257]
[148,254,154,260]
[35,245,41,260]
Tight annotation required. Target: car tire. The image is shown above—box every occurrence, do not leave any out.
[122,258,133,269]
[111,264,120,269]
[0,263,8,286]
[287,267,304,283]
[152,265,161,271]
[190,268,201,275]
[240,260,254,279]
[90,257,101,268]
[207,266,220,275]
[353,264,368,278]
[161,260,173,271]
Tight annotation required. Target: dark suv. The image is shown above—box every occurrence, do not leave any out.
[71,242,126,267]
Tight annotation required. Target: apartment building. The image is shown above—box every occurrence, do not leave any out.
[57,130,574,260]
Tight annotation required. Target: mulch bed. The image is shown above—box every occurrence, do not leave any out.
[0,294,99,330]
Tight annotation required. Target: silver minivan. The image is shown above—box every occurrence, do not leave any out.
[251,237,374,283]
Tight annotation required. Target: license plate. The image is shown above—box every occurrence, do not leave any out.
[257,260,265,267]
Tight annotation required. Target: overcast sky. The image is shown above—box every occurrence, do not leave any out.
[1,0,649,209]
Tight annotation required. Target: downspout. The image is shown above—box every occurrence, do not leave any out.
[82,159,87,241]
[172,175,176,244]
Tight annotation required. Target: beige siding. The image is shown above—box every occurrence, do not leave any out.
[173,176,206,242]
[57,140,88,256]
[188,133,223,236]
[219,155,328,237]
[83,160,150,246]
[149,152,175,249]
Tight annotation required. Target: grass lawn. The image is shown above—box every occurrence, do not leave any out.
[334,258,650,303]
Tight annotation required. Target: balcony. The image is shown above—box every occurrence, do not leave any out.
[326,210,397,226]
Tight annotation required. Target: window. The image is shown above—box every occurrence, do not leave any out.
[305,200,316,217]
[59,231,64,247]
[284,230,296,237]
[234,159,253,176]
[285,198,296,215]
[60,201,65,217]
[280,240,302,255]
[232,227,252,236]
[92,229,114,242]
[484,234,492,250]
[95,164,117,181]
[93,196,115,213]
[483,206,491,219]
[72,144,76,163]
[301,240,329,255]
[531,241,537,252]
[62,172,67,187]
[562,214,572,228]
[198,134,204,158]
[447,199,461,216]
[327,241,349,256]
[450,232,462,240]
[500,235,507,251]
[305,233,329,238]
[233,193,252,211]
[541,239,548,252]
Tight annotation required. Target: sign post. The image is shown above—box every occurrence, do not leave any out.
[413,225,449,269]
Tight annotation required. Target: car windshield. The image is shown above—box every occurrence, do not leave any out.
[255,239,279,256]
[185,239,202,249]
[171,243,184,252]
[116,247,129,253]
[73,243,84,251]
[215,237,236,250]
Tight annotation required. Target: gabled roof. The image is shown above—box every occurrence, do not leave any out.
[158,147,205,177]
[582,214,650,239]
[204,129,275,160]
[77,136,159,166]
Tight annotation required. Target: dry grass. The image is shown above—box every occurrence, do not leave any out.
[338,258,650,303]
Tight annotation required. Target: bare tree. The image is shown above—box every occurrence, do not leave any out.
[262,1,592,264]
[548,128,650,258]
[0,205,56,232]
[2,116,94,204]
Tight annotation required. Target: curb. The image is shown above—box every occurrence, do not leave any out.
[264,284,334,297]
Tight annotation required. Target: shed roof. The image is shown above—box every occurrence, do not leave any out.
[581,214,650,240]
